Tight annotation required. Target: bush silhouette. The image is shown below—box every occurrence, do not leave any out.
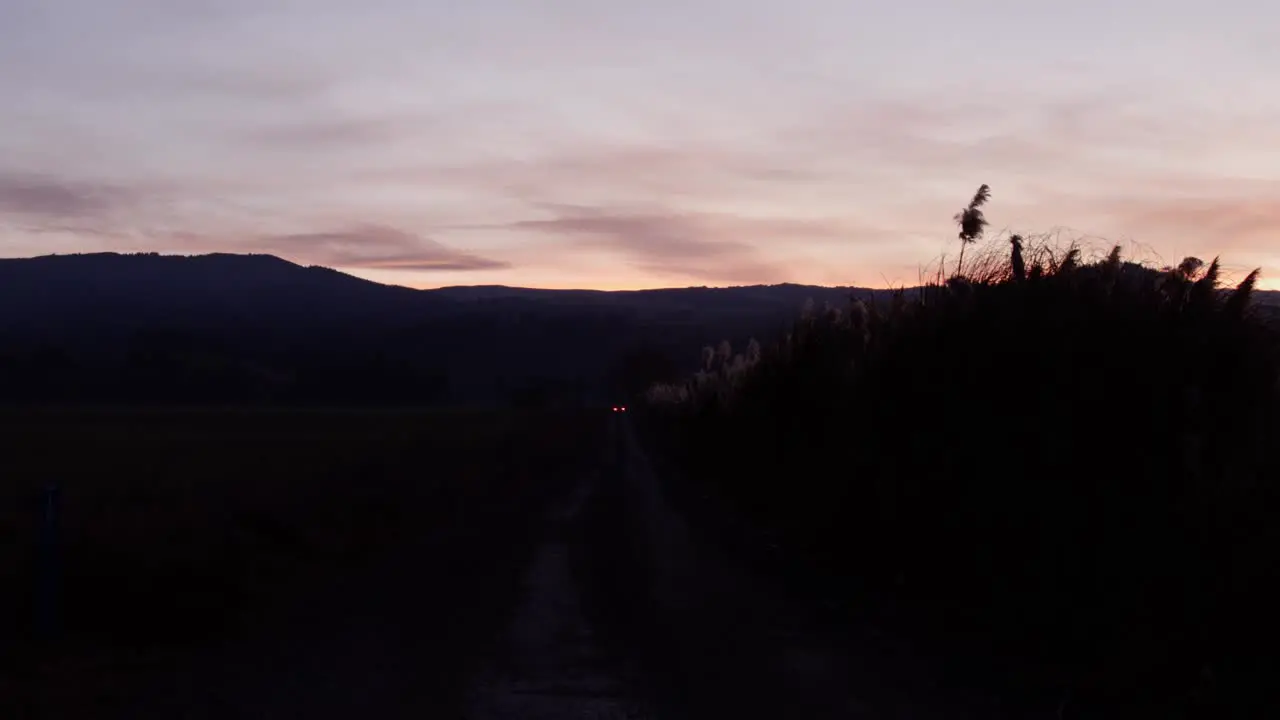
[647,187,1280,707]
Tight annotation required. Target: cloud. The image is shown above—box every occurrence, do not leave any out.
[768,89,1280,207]
[244,118,397,148]
[1080,190,1280,280]
[359,141,839,210]
[0,172,507,273]
[259,224,510,272]
[1097,195,1280,247]
[352,91,1216,223]
[0,173,135,219]
[239,113,440,150]
[505,205,809,283]
[72,63,339,108]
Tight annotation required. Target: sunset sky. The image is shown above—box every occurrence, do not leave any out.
[2,1,1277,290]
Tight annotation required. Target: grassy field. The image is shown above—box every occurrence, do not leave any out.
[0,407,604,716]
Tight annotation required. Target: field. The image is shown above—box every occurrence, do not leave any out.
[0,407,604,717]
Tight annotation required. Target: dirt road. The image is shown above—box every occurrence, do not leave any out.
[86,413,1031,719]
[465,414,1007,719]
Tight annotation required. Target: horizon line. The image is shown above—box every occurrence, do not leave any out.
[4,250,1274,295]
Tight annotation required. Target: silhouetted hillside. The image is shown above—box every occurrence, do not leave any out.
[0,253,444,335]
[0,253,864,406]
[3,251,1275,407]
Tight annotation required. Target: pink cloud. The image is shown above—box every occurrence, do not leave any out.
[505,205,796,284]
[0,173,136,218]
[258,224,510,271]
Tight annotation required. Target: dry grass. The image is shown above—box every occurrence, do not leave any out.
[645,186,1280,713]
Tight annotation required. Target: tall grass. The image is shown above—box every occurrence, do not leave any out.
[646,187,1280,710]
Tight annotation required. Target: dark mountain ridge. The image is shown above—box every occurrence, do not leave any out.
[0,253,859,405]
[2,252,1274,406]
[0,253,445,335]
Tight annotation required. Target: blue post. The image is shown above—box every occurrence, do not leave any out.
[38,483,60,645]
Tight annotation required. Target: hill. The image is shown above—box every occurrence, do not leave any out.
[0,253,865,406]
[4,252,1276,407]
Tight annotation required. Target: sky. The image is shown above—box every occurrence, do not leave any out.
[2,1,1278,290]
